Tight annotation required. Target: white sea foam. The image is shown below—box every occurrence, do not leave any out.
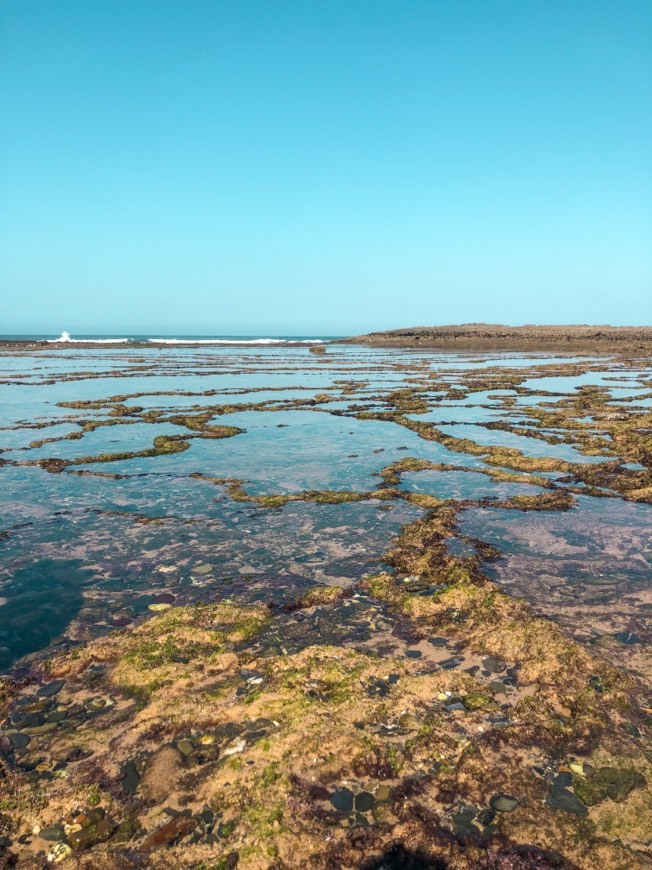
[147,338,326,345]
[47,332,130,344]
[44,332,327,345]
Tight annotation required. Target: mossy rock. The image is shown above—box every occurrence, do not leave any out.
[463,691,498,711]
[574,767,645,806]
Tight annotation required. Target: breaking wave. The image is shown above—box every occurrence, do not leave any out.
[47,332,129,344]
[147,338,325,345]
[43,332,328,345]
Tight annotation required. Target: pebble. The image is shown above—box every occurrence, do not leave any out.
[140,814,196,852]
[177,739,194,756]
[375,785,391,803]
[439,657,462,670]
[47,842,71,863]
[489,794,519,812]
[355,792,375,812]
[37,681,65,698]
[546,785,588,816]
[482,657,507,674]
[330,787,354,813]
[488,680,507,695]
[120,760,141,794]
[8,731,31,749]
[39,826,65,842]
[614,631,641,645]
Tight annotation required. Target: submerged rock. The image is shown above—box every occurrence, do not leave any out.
[354,791,375,812]
[489,794,519,813]
[140,814,196,852]
[573,766,645,806]
[330,787,355,813]
[546,785,588,816]
[37,680,65,698]
[8,731,30,749]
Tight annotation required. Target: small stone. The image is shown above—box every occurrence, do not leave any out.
[354,792,375,812]
[554,771,572,788]
[37,681,65,698]
[177,739,194,756]
[140,815,196,852]
[488,680,508,695]
[546,786,588,816]
[439,657,462,670]
[8,732,31,749]
[148,602,172,612]
[47,842,71,863]
[330,787,354,813]
[40,826,65,842]
[405,649,422,659]
[375,785,391,803]
[476,808,496,826]
[463,692,494,711]
[87,697,112,711]
[489,794,519,813]
[614,631,641,645]
[445,702,466,713]
[68,817,114,850]
[120,760,141,794]
[482,657,507,674]
[451,808,477,835]
[193,564,213,574]
[200,806,214,824]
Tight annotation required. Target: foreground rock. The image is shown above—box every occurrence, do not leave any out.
[0,576,650,868]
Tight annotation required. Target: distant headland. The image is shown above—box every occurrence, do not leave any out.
[342,324,652,352]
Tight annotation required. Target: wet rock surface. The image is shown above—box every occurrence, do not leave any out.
[0,346,651,867]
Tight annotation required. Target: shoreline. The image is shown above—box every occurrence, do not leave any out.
[2,324,652,353]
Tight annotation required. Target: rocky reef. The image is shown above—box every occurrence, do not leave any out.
[1,343,651,868]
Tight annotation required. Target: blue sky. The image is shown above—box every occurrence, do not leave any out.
[1,1,651,335]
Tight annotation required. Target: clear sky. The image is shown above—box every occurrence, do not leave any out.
[1,1,651,335]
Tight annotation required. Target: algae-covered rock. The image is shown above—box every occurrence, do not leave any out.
[463,691,496,711]
[574,766,646,806]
